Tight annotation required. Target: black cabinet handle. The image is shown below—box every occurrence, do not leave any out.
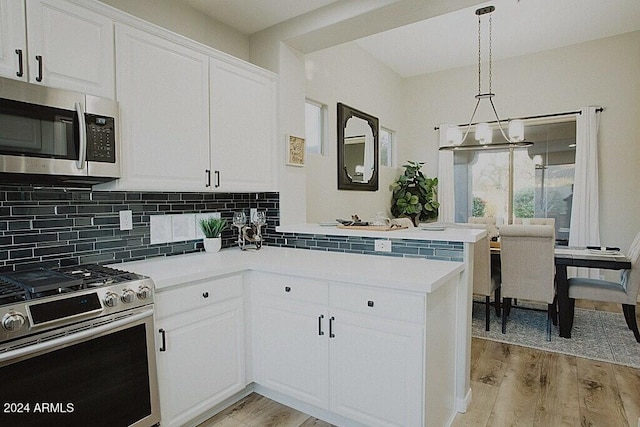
[15,49,23,77]
[329,316,335,338]
[35,55,43,82]
[285,286,291,292]
[214,170,220,188]
[159,328,166,352]
[367,300,374,307]
[205,169,211,187]
[318,314,325,336]
[203,292,209,298]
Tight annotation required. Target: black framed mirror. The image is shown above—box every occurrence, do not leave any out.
[337,103,379,191]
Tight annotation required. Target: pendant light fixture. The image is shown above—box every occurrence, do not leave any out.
[440,5,532,151]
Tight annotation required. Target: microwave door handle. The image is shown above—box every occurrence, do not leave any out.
[75,102,87,169]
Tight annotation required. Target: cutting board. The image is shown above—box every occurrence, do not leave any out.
[337,225,409,231]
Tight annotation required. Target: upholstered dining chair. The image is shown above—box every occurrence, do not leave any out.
[568,231,640,343]
[513,217,556,226]
[468,216,499,240]
[499,224,556,341]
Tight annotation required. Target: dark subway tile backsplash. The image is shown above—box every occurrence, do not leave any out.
[0,184,463,273]
[0,184,280,272]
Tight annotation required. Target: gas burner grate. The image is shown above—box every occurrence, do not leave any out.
[0,278,29,305]
[55,264,140,286]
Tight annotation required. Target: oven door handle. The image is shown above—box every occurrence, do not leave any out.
[0,308,153,363]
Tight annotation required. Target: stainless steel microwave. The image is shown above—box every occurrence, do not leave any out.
[0,77,119,185]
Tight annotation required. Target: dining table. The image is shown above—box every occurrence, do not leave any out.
[491,245,632,338]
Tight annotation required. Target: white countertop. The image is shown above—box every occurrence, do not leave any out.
[110,246,464,294]
[276,223,486,243]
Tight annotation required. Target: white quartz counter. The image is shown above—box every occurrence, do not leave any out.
[110,246,464,294]
[276,223,486,242]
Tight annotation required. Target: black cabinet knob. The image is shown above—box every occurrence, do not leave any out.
[285,286,291,292]
[203,292,209,298]
[367,300,374,307]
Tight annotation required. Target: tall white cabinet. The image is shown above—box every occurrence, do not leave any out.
[114,23,210,191]
[0,0,115,98]
[0,0,26,80]
[100,22,277,193]
[210,59,277,192]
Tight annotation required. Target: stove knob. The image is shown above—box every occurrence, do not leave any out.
[104,292,119,307]
[121,289,135,304]
[137,286,151,300]
[2,312,26,332]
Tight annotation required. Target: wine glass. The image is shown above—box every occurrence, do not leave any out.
[232,211,246,229]
[254,211,266,227]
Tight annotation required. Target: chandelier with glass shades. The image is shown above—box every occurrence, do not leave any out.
[439,5,533,151]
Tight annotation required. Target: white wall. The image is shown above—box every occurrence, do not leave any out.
[402,31,640,251]
[304,42,404,223]
[98,0,250,60]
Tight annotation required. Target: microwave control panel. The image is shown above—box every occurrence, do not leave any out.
[86,114,116,163]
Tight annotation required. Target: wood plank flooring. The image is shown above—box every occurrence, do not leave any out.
[200,301,640,427]
[197,392,334,427]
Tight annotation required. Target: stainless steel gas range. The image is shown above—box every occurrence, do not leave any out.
[0,264,160,427]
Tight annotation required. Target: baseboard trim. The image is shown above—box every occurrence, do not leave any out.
[456,387,472,413]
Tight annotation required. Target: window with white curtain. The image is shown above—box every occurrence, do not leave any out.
[454,119,576,243]
[305,99,326,155]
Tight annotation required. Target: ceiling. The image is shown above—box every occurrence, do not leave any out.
[177,0,340,34]
[176,0,640,77]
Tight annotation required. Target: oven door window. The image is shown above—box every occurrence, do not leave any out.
[0,324,152,427]
[0,98,78,160]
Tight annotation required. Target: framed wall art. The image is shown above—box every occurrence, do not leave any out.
[286,135,305,167]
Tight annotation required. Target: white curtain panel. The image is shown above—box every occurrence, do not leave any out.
[437,125,455,223]
[569,106,601,278]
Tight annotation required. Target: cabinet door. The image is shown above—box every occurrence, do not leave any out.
[329,310,424,427]
[156,298,245,427]
[0,0,27,81]
[256,296,329,409]
[115,23,210,191]
[210,58,277,192]
[25,0,115,97]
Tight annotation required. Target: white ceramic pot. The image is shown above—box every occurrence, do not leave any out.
[203,237,222,252]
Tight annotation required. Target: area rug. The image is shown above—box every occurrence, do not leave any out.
[471,301,640,369]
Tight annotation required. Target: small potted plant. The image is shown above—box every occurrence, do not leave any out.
[199,217,228,252]
[390,161,439,226]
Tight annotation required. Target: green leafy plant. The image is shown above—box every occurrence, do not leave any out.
[390,161,439,225]
[472,196,487,217]
[199,217,228,238]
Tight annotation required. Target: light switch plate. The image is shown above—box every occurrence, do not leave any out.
[172,214,196,241]
[150,215,172,244]
[119,210,133,231]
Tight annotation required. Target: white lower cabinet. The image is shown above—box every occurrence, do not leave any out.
[255,275,330,409]
[329,310,424,426]
[253,272,425,427]
[155,275,245,427]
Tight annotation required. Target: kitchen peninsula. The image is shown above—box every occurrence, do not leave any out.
[114,225,484,427]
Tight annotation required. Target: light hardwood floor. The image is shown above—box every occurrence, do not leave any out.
[200,301,640,427]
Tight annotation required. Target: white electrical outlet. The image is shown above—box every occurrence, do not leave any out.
[374,240,392,252]
[119,210,133,231]
[250,208,258,223]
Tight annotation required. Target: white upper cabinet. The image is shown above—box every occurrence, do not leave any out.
[113,23,210,191]
[0,0,115,98]
[209,59,277,192]
[0,0,27,80]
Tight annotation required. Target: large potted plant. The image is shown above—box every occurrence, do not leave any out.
[199,217,228,252]
[390,161,439,226]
